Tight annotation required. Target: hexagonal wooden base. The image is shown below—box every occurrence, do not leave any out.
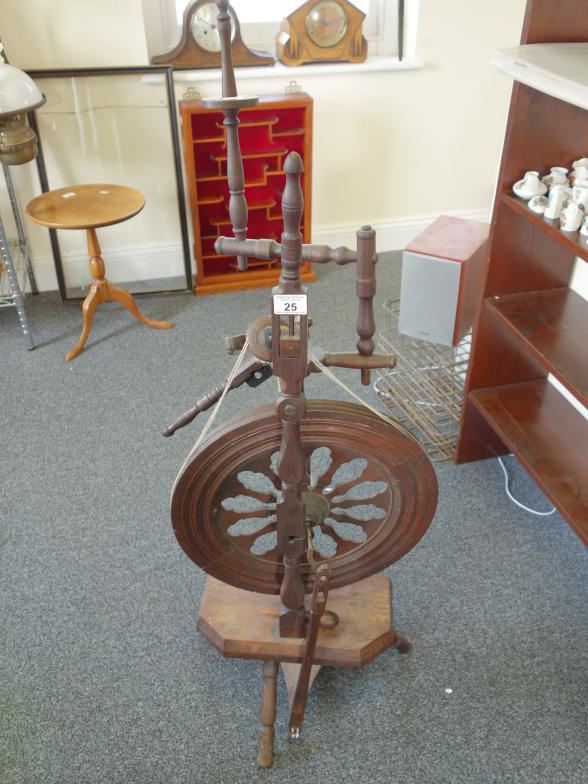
[197,574,401,667]
[197,574,410,767]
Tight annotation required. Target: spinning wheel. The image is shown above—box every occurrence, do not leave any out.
[172,400,437,594]
[164,0,438,768]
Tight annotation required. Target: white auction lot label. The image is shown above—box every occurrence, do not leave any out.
[273,294,308,315]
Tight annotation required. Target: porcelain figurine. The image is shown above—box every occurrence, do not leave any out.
[528,195,548,215]
[570,161,588,184]
[544,184,567,220]
[560,200,585,232]
[572,183,588,210]
[573,175,588,192]
[513,171,547,200]
[541,166,569,189]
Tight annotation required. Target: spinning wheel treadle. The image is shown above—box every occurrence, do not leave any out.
[172,399,437,594]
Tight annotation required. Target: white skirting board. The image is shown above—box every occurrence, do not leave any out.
[26,208,490,293]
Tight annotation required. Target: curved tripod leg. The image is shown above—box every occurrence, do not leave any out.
[66,284,101,361]
[107,283,173,330]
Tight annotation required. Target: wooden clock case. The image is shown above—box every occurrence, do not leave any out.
[152,0,274,69]
[277,0,368,66]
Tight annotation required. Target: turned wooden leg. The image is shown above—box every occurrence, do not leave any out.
[65,283,101,361]
[106,283,173,330]
[393,630,412,654]
[257,660,278,768]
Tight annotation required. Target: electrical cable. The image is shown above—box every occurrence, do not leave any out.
[497,455,556,517]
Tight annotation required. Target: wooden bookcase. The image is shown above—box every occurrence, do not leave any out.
[180,93,316,295]
[455,0,588,544]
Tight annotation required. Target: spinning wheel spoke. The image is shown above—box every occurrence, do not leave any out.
[312,448,362,491]
[331,490,389,510]
[221,495,275,513]
[331,480,388,503]
[230,522,277,553]
[226,512,276,536]
[237,470,280,499]
[320,523,364,554]
[328,515,383,542]
[330,504,386,522]
[308,527,337,559]
[233,488,276,505]
[250,531,278,557]
[324,518,368,544]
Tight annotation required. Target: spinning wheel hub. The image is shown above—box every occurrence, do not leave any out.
[303,491,330,526]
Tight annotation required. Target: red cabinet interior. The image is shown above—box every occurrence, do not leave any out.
[181,93,315,295]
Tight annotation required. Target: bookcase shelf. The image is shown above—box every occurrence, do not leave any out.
[455,0,588,544]
[181,93,315,295]
[502,193,588,263]
[470,380,588,540]
[486,288,588,408]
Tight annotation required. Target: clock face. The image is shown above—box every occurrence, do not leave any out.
[190,2,237,53]
[305,1,348,48]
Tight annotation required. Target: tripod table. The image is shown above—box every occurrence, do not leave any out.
[26,183,173,360]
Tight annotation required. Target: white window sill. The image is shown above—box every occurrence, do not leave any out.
[168,56,425,83]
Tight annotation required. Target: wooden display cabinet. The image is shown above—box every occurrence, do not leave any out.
[455,0,588,544]
[181,93,315,295]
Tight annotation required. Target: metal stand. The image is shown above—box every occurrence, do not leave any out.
[0,165,36,350]
[3,164,38,293]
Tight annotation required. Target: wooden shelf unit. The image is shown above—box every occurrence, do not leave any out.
[455,0,588,544]
[180,93,316,296]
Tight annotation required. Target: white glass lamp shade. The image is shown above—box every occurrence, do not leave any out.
[0,62,45,116]
[0,63,45,165]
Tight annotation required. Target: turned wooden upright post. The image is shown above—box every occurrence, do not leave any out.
[215,0,250,271]
[272,152,309,638]
[355,226,377,385]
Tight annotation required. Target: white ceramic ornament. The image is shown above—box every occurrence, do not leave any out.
[571,164,588,184]
[528,195,548,214]
[513,171,547,200]
[541,166,569,188]
[544,184,567,220]
[572,183,588,210]
[560,200,585,232]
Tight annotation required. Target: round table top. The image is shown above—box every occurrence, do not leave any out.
[26,184,145,230]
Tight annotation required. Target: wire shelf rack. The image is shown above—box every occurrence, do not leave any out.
[0,238,28,307]
[375,300,471,462]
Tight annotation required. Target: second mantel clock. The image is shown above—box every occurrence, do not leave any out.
[277,0,368,66]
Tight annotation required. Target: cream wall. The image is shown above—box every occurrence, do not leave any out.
[0,0,527,291]
[0,0,149,68]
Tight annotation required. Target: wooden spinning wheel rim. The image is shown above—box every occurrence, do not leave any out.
[171,400,438,594]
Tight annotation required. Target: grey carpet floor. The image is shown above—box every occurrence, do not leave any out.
[1,254,586,784]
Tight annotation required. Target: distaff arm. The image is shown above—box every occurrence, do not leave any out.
[215,236,359,266]
[162,358,271,437]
